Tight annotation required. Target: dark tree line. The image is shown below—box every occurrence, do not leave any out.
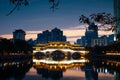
[106,41,120,52]
[0,38,33,56]
[87,41,120,56]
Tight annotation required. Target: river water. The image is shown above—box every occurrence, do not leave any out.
[0,57,120,80]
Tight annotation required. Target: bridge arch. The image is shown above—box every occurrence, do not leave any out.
[51,50,66,61]
[34,52,45,59]
[71,52,82,60]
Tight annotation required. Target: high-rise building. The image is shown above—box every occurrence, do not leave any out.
[37,28,66,44]
[81,36,86,46]
[13,29,26,40]
[37,33,44,43]
[85,23,98,47]
[62,36,67,42]
[107,34,114,43]
[92,35,108,47]
[114,0,120,41]
[51,27,63,42]
[37,30,51,44]
[76,39,81,45]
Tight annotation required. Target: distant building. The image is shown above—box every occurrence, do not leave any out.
[37,33,44,44]
[37,27,66,44]
[92,35,108,47]
[13,29,26,40]
[51,27,64,42]
[62,36,67,42]
[107,34,114,43]
[76,39,81,45]
[114,0,120,41]
[37,30,51,44]
[43,30,51,43]
[76,36,86,46]
[81,36,86,46]
[27,38,34,46]
[85,23,98,47]
[77,33,114,47]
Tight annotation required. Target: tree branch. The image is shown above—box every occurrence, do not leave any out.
[6,0,28,16]
[6,1,20,16]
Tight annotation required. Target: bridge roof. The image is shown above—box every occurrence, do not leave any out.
[35,42,82,47]
[33,42,85,51]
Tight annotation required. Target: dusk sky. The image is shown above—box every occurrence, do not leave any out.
[0,0,113,43]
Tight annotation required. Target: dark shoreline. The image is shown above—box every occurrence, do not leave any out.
[0,54,32,62]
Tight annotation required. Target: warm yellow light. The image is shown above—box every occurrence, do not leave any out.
[54,44,57,46]
[60,44,63,47]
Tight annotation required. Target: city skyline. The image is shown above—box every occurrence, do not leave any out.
[0,0,114,43]
[0,28,113,43]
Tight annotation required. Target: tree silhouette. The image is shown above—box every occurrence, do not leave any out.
[0,38,33,55]
[0,38,13,55]
[79,13,116,31]
[13,39,33,54]
[7,0,59,16]
[49,0,60,12]
[7,0,29,16]
[79,12,120,40]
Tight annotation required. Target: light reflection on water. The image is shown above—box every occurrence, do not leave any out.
[0,58,120,80]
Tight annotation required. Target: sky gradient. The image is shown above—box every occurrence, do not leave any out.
[0,0,113,43]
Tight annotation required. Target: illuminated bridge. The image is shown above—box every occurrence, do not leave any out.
[33,42,89,61]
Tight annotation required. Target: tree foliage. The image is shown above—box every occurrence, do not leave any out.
[7,0,29,16]
[0,39,13,55]
[79,12,118,31]
[7,0,59,16]
[79,12,120,40]
[0,38,33,55]
[106,41,120,52]
[13,39,33,53]
[49,0,60,11]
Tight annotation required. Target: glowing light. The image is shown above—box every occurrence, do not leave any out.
[116,63,118,67]
[4,63,8,67]
[105,69,108,73]
[12,62,16,65]
[60,44,63,46]
[34,48,86,54]
[54,44,57,46]
[33,59,87,65]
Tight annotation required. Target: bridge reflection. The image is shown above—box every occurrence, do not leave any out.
[0,57,120,80]
[0,59,32,80]
[33,58,89,80]
[32,56,120,80]
[33,58,89,71]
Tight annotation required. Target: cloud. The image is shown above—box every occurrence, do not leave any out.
[0,34,12,39]
[26,30,42,34]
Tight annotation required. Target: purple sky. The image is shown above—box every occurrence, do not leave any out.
[0,0,113,35]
